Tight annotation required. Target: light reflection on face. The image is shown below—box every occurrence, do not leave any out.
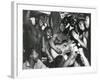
[30,17,36,25]
[31,50,39,62]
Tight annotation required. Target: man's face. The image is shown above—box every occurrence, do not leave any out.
[46,29,52,39]
[60,13,65,19]
[79,21,85,31]
[30,50,39,62]
[60,23,65,32]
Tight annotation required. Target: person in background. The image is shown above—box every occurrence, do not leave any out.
[62,14,90,67]
[23,49,47,69]
[71,19,90,66]
[49,12,61,34]
[42,26,65,67]
[84,15,91,64]
[23,10,43,63]
[42,27,54,63]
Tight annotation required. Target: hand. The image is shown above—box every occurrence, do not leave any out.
[56,48,62,54]
[78,48,85,57]
[69,43,76,51]
[48,56,54,62]
[72,31,79,40]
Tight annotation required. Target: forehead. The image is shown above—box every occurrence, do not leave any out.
[32,50,38,55]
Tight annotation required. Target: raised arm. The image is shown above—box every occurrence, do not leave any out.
[78,48,90,66]
[49,34,62,54]
[77,37,87,48]
[72,31,87,48]
[63,50,77,67]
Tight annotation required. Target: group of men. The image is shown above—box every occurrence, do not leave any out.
[23,10,91,69]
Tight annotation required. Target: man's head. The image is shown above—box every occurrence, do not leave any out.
[59,23,65,32]
[78,21,85,31]
[44,27,53,39]
[30,49,39,62]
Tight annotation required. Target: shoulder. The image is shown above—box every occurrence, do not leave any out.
[35,59,47,69]
[53,34,58,37]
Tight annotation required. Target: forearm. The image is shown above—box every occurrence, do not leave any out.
[77,39,86,48]
[46,48,53,60]
[80,54,90,66]
[49,39,58,51]
[42,37,46,51]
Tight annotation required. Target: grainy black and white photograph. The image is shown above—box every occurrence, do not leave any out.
[23,10,91,69]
